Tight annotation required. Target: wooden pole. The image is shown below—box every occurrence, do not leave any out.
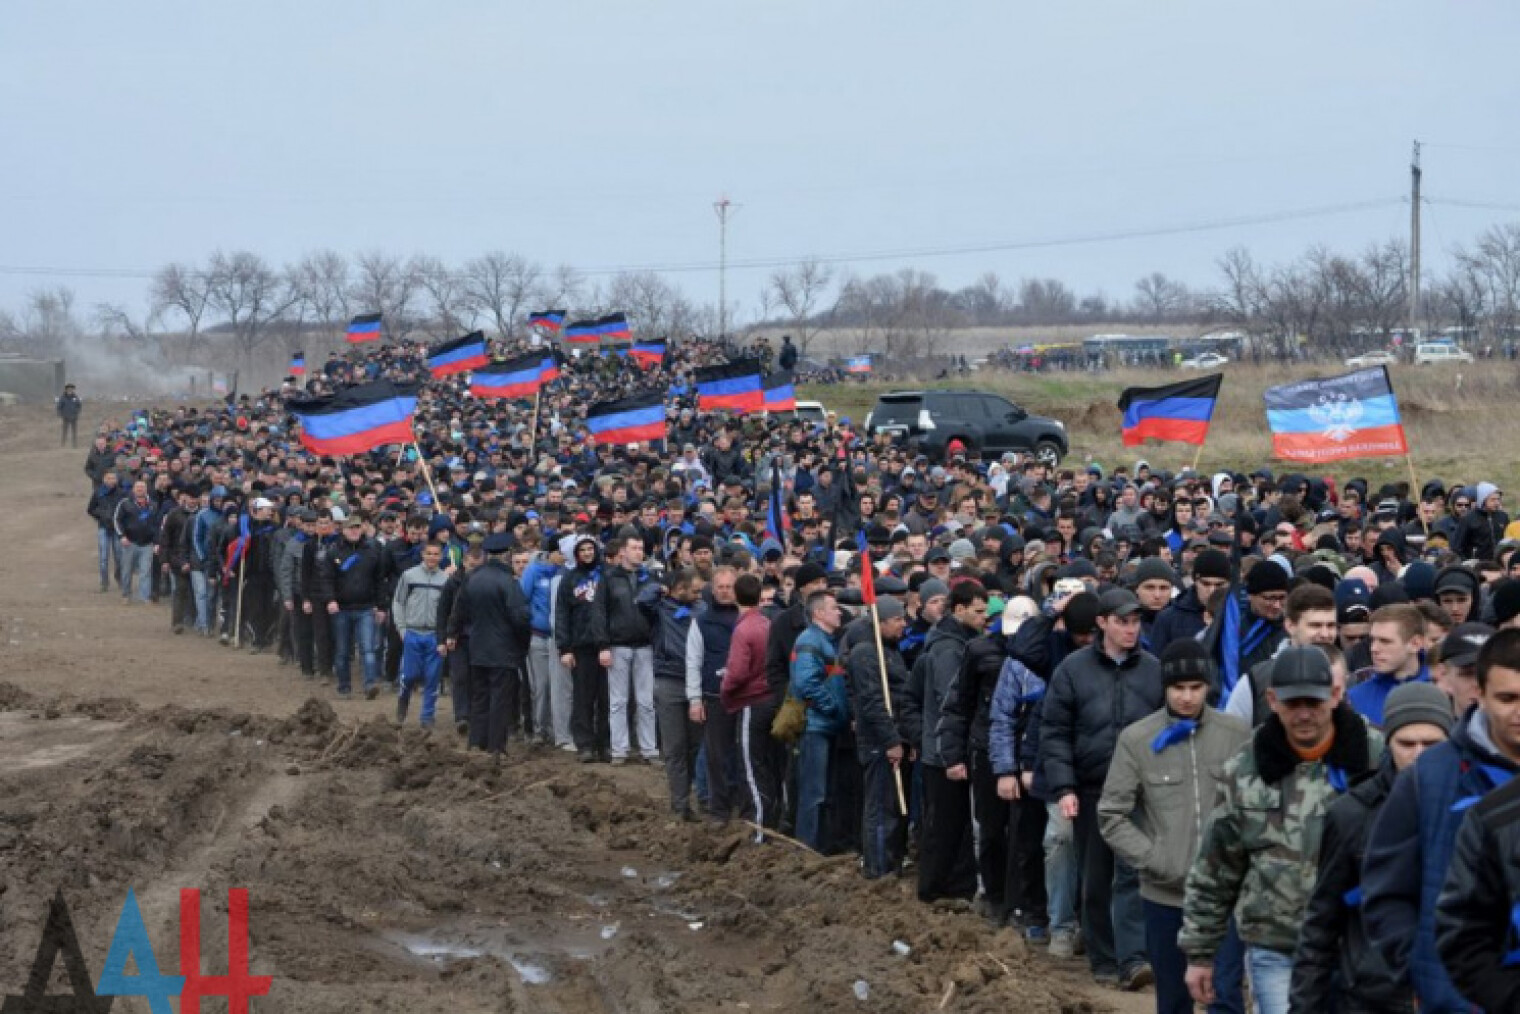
[413,441,441,509]
[870,601,910,816]
[232,539,247,649]
[1407,453,1430,535]
[528,386,543,464]
[1189,441,1205,476]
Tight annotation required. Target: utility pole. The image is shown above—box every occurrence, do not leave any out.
[1409,140,1422,341]
[714,196,739,341]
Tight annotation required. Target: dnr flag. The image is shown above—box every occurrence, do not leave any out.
[696,360,764,413]
[540,349,564,385]
[1118,375,1222,447]
[563,313,631,345]
[845,355,872,374]
[762,371,797,412]
[471,352,550,401]
[629,339,667,369]
[289,380,418,456]
[427,331,490,377]
[586,391,666,446]
[528,310,566,332]
[1264,367,1408,463]
[346,312,383,343]
[289,351,306,376]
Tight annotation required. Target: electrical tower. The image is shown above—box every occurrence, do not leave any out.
[1409,140,1422,340]
[714,196,739,340]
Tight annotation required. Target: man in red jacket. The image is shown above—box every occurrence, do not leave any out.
[723,572,776,832]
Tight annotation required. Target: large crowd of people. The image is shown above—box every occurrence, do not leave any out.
[72,334,1520,1013]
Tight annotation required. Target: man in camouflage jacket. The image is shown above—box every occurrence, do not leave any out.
[1179,647,1382,1014]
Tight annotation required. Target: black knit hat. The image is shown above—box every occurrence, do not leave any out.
[1160,639,1216,687]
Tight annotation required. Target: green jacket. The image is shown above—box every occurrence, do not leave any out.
[1179,703,1383,961]
[1098,706,1251,908]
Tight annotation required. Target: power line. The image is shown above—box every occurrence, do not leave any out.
[0,194,1425,284]
[1426,197,1520,215]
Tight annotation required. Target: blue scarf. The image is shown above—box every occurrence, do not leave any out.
[1151,719,1198,753]
[1451,763,1515,813]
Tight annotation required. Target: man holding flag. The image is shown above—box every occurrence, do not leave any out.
[847,552,912,878]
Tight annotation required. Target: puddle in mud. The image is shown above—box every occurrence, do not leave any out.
[380,918,615,984]
[0,712,123,771]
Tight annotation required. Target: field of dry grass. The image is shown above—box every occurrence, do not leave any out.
[802,361,1520,491]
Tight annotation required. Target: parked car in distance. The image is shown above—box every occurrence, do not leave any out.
[864,389,1068,465]
[1180,352,1229,369]
[1413,342,1474,365]
[1344,349,1400,368]
[793,400,827,424]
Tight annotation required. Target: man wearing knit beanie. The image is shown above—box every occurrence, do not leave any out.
[1150,550,1231,657]
[1132,557,1177,653]
[1290,682,1449,1012]
[1100,639,1250,1013]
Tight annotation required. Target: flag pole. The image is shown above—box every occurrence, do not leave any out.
[232,546,247,649]
[413,441,442,509]
[867,591,909,816]
[1406,453,1429,536]
[528,386,543,461]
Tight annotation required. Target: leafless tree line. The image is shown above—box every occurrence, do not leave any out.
[4,223,1520,366]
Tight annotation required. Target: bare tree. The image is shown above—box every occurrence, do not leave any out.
[204,250,298,362]
[151,263,214,358]
[94,302,158,344]
[1015,278,1077,325]
[603,271,696,338]
[410,255,473,341]
[290,250,351,345]
[768,258,834,357]
[350,251,422,341]
[1133,272,1191,323]
[1213,247,1266,330]
[463,252,541,338]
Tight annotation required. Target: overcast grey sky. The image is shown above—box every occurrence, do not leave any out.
[2,0,1517,322]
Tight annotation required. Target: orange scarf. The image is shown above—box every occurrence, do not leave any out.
[1293,730,1335,764]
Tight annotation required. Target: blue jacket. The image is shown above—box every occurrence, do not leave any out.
[1347,665,1431,729]
[1363,706,1516,1012]
[1149,585,1208,659]
[988,658,1046,778]
[789,625,848,736]
[521,558,560,636]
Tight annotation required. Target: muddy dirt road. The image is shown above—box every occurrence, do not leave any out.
[0,406,1146,1012]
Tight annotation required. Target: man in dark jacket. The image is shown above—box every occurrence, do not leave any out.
[1437,748,1520,1011]
[1454,481,1507,563]
[317,515,384,698]
[56,383,81,447]
[652,568,703,818]
[158,487,197,634]
[688,567,743,822]
[297,513,339,680]
[1202,563,1289,708]
[602,534,660,763]
[1362,626,1520,1013]
[448,533,531,755]
[1290,682,1451,1014]
[1040,587,1164,991]
[1150,548,1231,657]
[84,434,116,486]
[903,582,987,903]
[846,596,909,878]
[937,622,1014,922]
[436,546,482,734]
[764,562,829,695]
[87,470,126,592]
[113,479,161,603]
[555,535,611,762]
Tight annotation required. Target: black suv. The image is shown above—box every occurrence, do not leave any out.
[864,389,1068,465]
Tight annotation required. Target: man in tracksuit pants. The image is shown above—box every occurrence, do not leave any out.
[521,538,568,748]
[653,568,703,817]
[392,542,449,727]
[601,535,661,763]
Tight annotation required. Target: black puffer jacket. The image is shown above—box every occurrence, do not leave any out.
[1290,758,1414,1014]
[935,633,1008,769]
[315,537,383,609]
[846,636,909,762]
[1038,644,1164,798]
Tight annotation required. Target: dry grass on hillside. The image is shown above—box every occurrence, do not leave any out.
[803,361,1520,490]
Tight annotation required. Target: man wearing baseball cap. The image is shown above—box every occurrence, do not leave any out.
[1040,587,1164,991]
[1182,646,1382,1013]
[1292,681,1451,1011]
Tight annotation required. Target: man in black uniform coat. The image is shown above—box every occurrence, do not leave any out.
[449,532,531,756]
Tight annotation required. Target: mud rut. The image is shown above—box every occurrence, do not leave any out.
[0,406,1129,1013]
